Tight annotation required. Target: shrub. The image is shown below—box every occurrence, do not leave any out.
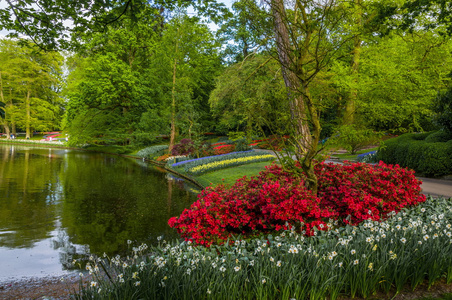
[169,161,426,246]
[136,145,169,158]
[171,139,195,156]
[335,125,382,154]
[424,130,452,143]
[377,131,452,177]
[234,138,251,152]
[130,132,157,146]
[433,87,452,132]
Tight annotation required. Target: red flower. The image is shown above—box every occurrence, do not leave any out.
[169,161,426,246]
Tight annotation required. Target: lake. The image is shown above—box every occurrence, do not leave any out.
[0,144,198,282]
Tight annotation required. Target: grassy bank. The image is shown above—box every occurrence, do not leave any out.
[196,161,273,187]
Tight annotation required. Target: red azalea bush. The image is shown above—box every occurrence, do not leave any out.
[168,161,426,246]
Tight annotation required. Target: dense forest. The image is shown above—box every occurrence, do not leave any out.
[0,0,451,148]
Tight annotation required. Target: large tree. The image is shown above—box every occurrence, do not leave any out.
[266,0,355,193]
[0,39,64,138]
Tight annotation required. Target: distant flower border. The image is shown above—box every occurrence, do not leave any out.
[0,139,65,146]
[171,150,253,167]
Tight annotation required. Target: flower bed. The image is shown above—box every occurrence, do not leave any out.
[136,145,169,158]
[76,196,452,300]
[0,138,65,146]
[169,161,426,246]
[186,154,274,175]
[213,144,235,155]
[171,150,254,168]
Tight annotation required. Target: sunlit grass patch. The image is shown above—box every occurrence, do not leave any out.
[196,161,273,187]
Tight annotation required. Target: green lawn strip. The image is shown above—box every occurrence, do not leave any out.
[195,161,273,187]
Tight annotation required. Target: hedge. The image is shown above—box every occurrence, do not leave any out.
[376,131,452,177]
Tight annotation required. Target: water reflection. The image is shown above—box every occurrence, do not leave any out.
[0,144,198,281]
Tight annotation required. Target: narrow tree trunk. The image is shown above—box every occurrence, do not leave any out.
[344,0,362,125]
[25,90,31,139]
[169,27,180,153]
[0,71,11,139]
[300,86,321,194]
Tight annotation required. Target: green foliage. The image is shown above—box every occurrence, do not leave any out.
[209,55,289,135]
[334,125,382,154]
[0,0,230,51]
[356,33,452,133]
[377,132,452,177]
[227,131,246,141]
[433,87,452,133]
[136,145,169,158]
[129,132,157,147]
[425,130,452,143]
[216,0,272,63]
[0,39,64,137]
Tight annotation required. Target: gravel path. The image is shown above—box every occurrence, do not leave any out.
[0,274,89,300]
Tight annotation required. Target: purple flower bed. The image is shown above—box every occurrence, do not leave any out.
[357,150,377,158]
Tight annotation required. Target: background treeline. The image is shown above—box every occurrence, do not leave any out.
[1,0,452,147]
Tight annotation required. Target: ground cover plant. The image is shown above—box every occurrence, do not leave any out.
[169,161,426,246]
[74,196,452,300]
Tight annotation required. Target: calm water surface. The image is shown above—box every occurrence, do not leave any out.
[0,144,199,282]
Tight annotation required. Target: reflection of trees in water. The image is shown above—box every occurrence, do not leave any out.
[0,144,197,263]
[51,229,90,271]
[59,152,197,256]
[0,145,63,248]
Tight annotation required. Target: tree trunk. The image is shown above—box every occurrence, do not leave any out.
[169,27,180,154]
[271,0,311,151]
[0,71,11,139]
[344,0,362,125]
[25,89,31,139]
[300,86,321,194]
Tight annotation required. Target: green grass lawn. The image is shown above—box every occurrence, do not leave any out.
[195,161,273,187]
